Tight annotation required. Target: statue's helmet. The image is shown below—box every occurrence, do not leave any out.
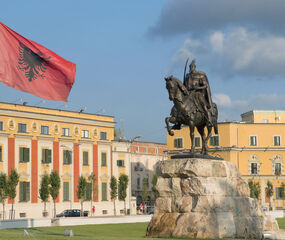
[190,60,196,70]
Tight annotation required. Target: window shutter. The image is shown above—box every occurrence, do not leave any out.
[174,139,177,148]
[83,152,88,166]
[63,182,69,201]
[42,149,45,163]
[68,151,72,164]
[102,152,106,166]
[102,183,107,201]
[24,148,29,162]
[26,182,30,201]
[63,150,67,164]
[19,147,23,162]
[0,146,2,162]
[20,182,24,201]
[47,149,52,163]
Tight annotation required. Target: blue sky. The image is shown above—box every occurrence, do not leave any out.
[1,0,285,143]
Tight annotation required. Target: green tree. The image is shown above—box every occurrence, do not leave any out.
[49,171,60,218]
[248,180,261,199]
[142,178,149,214]
[7,169,19,219]
[114,128,124,139]
[77,175,87,216]
[0,173,8,220]
[88,172,96,215]
[151,174,159,200]
[110,176,118,216]
[118,174,129,215]
[39,173,50,215]
[266,181,274,210]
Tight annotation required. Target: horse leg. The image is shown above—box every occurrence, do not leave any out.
[197,125,206,155]
[204,125,213,155]
[189,124,195,153]
[165,117,176,136]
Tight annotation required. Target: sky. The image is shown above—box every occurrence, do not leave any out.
[1,0,285,143]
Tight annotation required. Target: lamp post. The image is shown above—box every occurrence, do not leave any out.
[129,136,141,215]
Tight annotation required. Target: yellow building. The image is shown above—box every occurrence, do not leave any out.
[0,101,138,219]
[167,110,285,210]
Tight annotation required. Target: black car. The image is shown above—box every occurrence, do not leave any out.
[56,209,88,217]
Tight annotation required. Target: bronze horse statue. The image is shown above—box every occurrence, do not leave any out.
[165,75,218,155]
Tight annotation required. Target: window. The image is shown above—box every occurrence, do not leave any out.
[117,160,125,167]
[276,187,283,200]
[19,181,30,202]
[275,163,281,175]
[0,146,2,162]
[62,128,70,137]
[102,182,107,201]
[250,136,257,146]
[63,150,72,165]
[101,152,107,167]
[42,149,52,164]
[41,125,49,135]
[18,123,27,133]
[85,182,92,201]
[251,163,258,174]
[82,130,89,138]
[274,136,281,146]
[83,151,89,166]
[137,178,140,189]
[100,132,107,140]
[19,147,29,163]
[210,136,219,146]
[63,182,69,201]
[194,137,200,147]
[174,138,183,148]
[0,121,3,131]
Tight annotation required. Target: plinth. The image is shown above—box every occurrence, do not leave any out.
[146,158,264,239]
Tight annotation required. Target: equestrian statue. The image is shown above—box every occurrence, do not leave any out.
[165,59,218,155]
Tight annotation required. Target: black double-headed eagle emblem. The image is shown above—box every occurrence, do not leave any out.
[18,42,51,82]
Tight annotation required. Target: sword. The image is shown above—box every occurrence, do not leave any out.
[183,57,190,85]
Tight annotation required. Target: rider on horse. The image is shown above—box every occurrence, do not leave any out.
[184,60,214,126]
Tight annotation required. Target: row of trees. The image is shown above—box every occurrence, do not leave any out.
[0,169,19,220]
[248,180,285,210]
[110,174,129,215]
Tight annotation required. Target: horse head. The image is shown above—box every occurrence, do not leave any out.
[165,75,188,102]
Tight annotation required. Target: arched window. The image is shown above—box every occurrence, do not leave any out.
[272,155,283,176]
[248,155,260,175]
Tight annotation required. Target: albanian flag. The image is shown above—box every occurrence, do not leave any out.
[0,22,76,102]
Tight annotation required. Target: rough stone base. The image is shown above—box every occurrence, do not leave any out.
[146,158,273,239]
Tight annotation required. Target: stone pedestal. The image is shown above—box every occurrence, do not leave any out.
[146,158,268,239]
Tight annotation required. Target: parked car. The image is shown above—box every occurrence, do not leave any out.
[56,209,88,218]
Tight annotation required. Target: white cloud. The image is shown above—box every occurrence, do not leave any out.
[214,93,285,122]
[210,28,285,75]
[171,38,201,65]
[213,93,231,108]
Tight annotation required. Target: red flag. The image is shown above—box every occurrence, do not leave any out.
[0,22,76,102]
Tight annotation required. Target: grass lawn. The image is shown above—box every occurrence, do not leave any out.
[276,218,285,229]
[0,222,244,240]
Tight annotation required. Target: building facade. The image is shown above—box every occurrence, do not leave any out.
[0,102,136,219]
[166,110,285,210]
[130,141,167,208]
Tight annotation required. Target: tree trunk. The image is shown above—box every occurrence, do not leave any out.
[11,199,14,220]
[124,199,126,215]
[113,199,116,216]
[44,201,46,212]
[81,200,83,217]
[54,199,56,218]
[2,201,5,220]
